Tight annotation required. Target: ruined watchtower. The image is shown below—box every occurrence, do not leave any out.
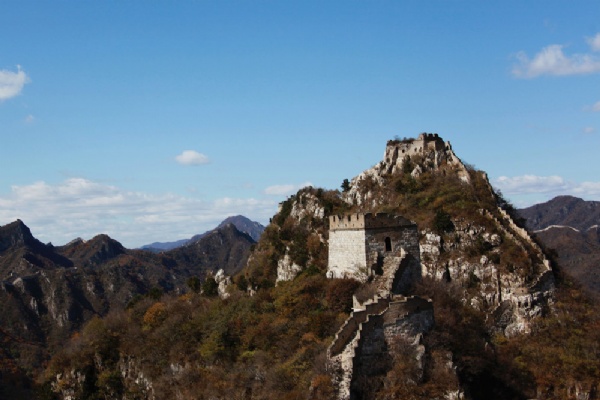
[327,213,419,284]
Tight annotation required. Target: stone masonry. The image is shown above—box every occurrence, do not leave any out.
[326,213,432,400]
[327,213,419,282]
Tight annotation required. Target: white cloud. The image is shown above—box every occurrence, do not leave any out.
[583,100,600,112]
[24,114,34,123]
[493,175,600,205]
[583,126,596,134]
[175,150,209,165]
[0,66,29,101]
[587,33,600,52]
[0,178,277,248]
[264,181,313,196]
[512,44,600,78]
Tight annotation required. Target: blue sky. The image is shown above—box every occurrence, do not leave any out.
[1,1,599,247]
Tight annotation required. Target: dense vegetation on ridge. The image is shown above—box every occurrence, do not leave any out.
[0,222,257,399]
[1,137,599,399]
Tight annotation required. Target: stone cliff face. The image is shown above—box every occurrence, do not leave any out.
[275,190,328,283]
[343,134,470,208]
[420,212,554,336]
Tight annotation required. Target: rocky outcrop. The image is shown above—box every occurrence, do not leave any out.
[214,268,232,299]
[289,191,326,221]
[344,133,470,207]
[276,253,303,283]
[339,133,555,336]
[420,206,554,335]
[52,356,156,400]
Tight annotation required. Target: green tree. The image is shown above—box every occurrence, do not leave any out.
[202,276,219,297]
[187,276,201,293]
[147,286,163,300]
[433,209,454,234]
[235,274,248,291]
[341,179,351,192]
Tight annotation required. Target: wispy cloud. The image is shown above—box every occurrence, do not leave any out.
[24,114,34,124]
[493,175,600,200]
[586,101,600,112]
[0,65,29,101]
[583,126,596,134]
[175,150,210,165]
[264,182,313,196]
[587,33,600,52]
[512,34,600,78]
[0,178,276,247]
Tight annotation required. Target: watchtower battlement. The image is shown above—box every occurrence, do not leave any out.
[386,133,448,160]
[329,213,414,231]
[377,133,469,182]
[327,213,420,282]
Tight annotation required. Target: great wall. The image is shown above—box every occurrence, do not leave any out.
[323,134,555,398]
[325,212,433,399]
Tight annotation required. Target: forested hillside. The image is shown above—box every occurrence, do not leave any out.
[3,135,599,399]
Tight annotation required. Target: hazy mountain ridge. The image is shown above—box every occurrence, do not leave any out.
[140,215,265,252]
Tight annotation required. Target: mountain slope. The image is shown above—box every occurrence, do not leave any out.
[242,133,558,398]
[535,226,600,297]
[167,223,256,277]
[30,134,600,400]
[518,196,600,299]
[0,220,256,396]
[519,195,600,231]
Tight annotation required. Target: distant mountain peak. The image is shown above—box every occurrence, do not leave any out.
[0,219,40,253]
[140,215,265,252]
[216,215,264,241]
[519,195,600,232]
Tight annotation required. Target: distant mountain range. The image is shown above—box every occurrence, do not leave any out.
[518,195,600,232]
[140,215,265,252]
[518,196,600,298]
[0,216,260,392]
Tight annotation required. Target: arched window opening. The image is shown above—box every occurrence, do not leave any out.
[385,237,392,252]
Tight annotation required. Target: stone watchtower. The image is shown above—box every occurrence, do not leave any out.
[327,213,420,288]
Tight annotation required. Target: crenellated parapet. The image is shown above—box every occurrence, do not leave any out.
[329,213,414,231]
